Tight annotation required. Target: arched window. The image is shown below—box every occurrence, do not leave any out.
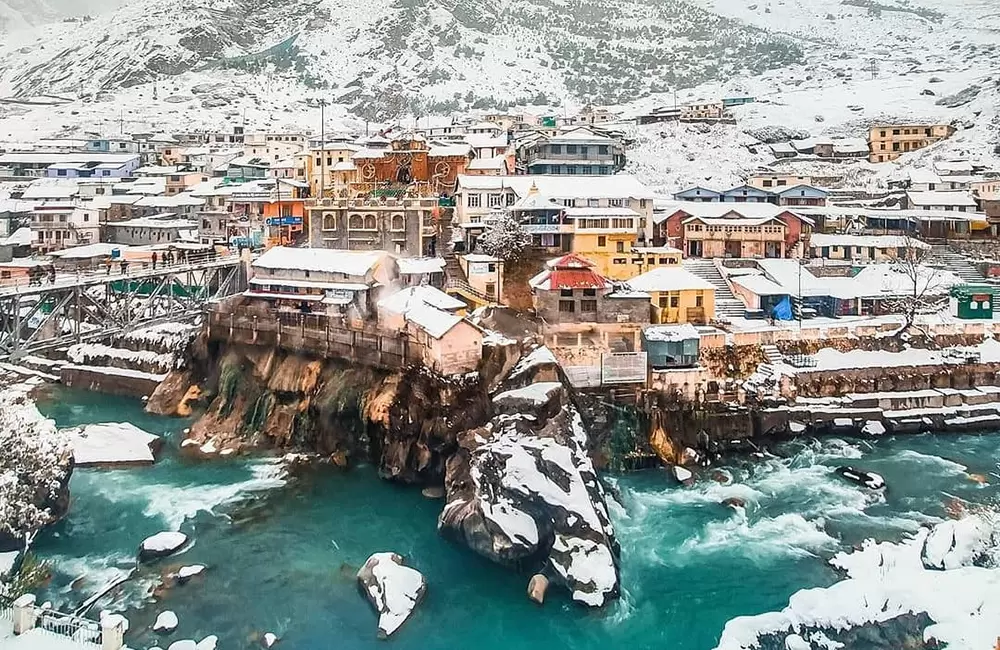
[323,213,336,230]
[364,215,377,230]
[391,214,405,231]
[348,214,364,230]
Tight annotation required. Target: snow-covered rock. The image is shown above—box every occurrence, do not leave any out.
[153,611,178,634]
[138,531,189,563]
[66,422,161,466]
[176,564,206,583]
[439,377,619,607]
[195,636,218,650]
[861,420,886,436]
[673,466,694,486]
[920,516,997,570]
[261,632,279,648]
[714,514,1000,650]
[356,552,427,639]
[784,634,810,650]
[167,641,196,650]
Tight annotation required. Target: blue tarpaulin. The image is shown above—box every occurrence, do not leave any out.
[772,296,794,321]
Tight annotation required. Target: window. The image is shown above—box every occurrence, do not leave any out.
[202,219,210,229]
[695,295,703,308]
[558,300,575,313]
[550,145,562,154]
[560,288,574,297]
[566,166,577,175]
[588,198,600,208]
[583,288,597,297]
[613,257,627,265]
[598,145,609,155]
[467,194,482,208]
[616,241,625,253]
[349,214,364,229]
[83,214,90,222]
[892,129,901,135]
[563,199,575,207]
[598,236,607,247]
[391,214,405,231]
[658,296,668,308]
[57,169,67,176]
[762,180,773,187]
[488,193,503,208]
[609,198,623,207]
[506,193,516,206]
[566,145,577,154]
[612,218,632,230]
[880,143,886,150]
[892,142,900,151]
[670,295,680,308]
[581,300,597,312]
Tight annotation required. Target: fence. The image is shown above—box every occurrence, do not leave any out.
[7,594,115,649]
[208,308,426,370]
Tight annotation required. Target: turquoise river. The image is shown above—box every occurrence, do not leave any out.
[31,387,1000,650]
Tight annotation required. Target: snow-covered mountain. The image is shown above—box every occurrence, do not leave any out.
[0,0,802,114]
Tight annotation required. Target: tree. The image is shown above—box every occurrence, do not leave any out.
[0,389,71,550]
[477,211,532,262]
[885,236,948,337]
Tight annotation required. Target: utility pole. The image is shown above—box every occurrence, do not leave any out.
[869,59,878,80]
[313,99,328,249]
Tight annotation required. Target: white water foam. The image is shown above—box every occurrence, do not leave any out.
[681,511,839,562]
[83,459,288,529]
[888,449,969,474]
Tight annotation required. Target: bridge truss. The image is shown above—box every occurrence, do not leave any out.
[0,259,246,361]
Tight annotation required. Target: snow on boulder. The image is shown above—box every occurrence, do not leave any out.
[672,466,694,486]
[195,636,218,650]
[176,564,206,583]
[921,516,997,570]
[784,634,810,650]
[356,552,427,639]
[66,422,162,467]
[168,641,197,650]
[439,383,620,607]
[492,382,562,412]
[139,531,189,563]
[153,611,178,634]
[261,632,279,648]
[861,420,886,437]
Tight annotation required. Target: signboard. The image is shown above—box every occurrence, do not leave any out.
[266,216,303,226]
[469,262,493,275]
[601,352,648,385]
[522,224,570,234]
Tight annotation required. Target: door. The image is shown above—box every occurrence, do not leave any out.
[725,240,742,258]
[687,240,703,257]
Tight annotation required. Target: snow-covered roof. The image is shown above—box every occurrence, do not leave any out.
[20,181,79,200]
[906,191,977,207]
[396,257,446,275]
[750,258,963,300]
[632,245,683,255]
[682,216,784,227]
[770,143,796,154]
[467,155,507,171]
[731,273,788,297]
[401,302,464,339]
[48,243,132,259]
[658,201,811,222]
[548,127,614,143]
[331,161,356,172]
[625,268,716,292]
[107,215,197,229]
[1,227,32,246]
[643,323,700,342]
[809,234,930,250]
[564,206,641,218]
[934,160,974,175]
[457,174,653,200]
[906,168,943,185]
[378,285,465,314]
[253,247,385,277]
[429,143,472,158]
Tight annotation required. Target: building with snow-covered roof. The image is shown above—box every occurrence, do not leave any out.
[306,195,440,257]
[30,203,98,253]
[530,253,645,324]
[104,214,198,246]
[624,267,715,324]
[748,174,813,190]
[904,190,978,212]
[516,126,625,176]
[248,247,395,317]
[809,233,929,263]
[868,124,956,163]
[0,152,140,178]
[654,202,813,259]
[396,257,446,288]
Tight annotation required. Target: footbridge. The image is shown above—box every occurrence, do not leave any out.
[0,254,247,361]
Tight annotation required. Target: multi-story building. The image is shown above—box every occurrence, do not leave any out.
[306,196,438,256]
[30,204,99,253]
[528,253,648,324]
[674,183,828,207]
[518,127,625,175]
[350,135,472,197]
[625,267,717,325]
[104,213,198,246]
[0,152,140,178]
[681,102,727,120]
[868,124,957,163]
[244,132,309,163]
[748,174,813,190]
[655,204,813,259]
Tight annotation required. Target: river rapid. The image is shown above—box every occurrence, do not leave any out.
[32,387,1000,650]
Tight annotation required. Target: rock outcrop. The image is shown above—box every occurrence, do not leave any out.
[356,552,427,639]
[139,532,189,563]
[438,351,620,607]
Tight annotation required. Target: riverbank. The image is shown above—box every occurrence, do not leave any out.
[26,387,1000,650]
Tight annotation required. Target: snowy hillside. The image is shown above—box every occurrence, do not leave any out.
[0,0,802,114]
[0,0,996,192]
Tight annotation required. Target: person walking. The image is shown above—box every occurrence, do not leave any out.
[106,257,112,275]
[152,251,158,270]
[120,259,127,275]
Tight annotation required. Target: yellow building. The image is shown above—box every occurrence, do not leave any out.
[748,174,813,190]
[568,207,641,280]
[308,144,362,197]
[625,267,716,325]
[868,124,957,163]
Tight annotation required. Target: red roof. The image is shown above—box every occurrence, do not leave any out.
[547,253,596,270]
[548,268,608,290]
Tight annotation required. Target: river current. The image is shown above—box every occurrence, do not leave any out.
[32,388,1000,650]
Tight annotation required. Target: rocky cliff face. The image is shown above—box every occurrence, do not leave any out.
[438,350,621,606]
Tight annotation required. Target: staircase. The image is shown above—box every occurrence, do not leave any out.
[683,259,746,318]
[762,344,782,364]
[439,208,467,284]
[929,245,985,283]
[445,278,498,309]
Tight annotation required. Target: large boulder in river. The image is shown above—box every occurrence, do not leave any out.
[356,552,427,639]
[439,379,620,607]
[138,532,189,563]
